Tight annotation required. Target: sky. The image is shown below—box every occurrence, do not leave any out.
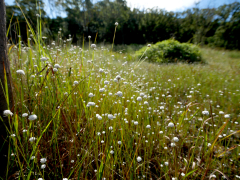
[5,0,240,18]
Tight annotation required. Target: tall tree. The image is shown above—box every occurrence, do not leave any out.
[0,0,14,178]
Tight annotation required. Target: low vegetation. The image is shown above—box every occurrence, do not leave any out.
[135,39,203,63]
[2,32,240,179]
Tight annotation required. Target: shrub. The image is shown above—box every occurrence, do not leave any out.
[135,39,203,63]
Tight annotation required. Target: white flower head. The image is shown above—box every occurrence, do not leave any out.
[116,75,121,80]
[41,164,46,169]
[99,88,105,92]
[40,158,47,163]
[115,22,118,26]
[22,113,28,117]
[29,137,36,142]
[147,44,151,47]
[3,110,13,116]
[137,97,142,101]
[146,125,151,129]
[73,81,79,85]
[224,114,230,118]
[108,114,113,120]
[54,64,61,68]
[173,137,179,142]
[168,122,174,127]
[53,68,58,72]
[28,114,37,121]
[136,156,142,162]
[40,57,48,61]
[89,93,94,97]
[202,110,209,115]
[91,44,96,49]
[16,70,25,75]
[116,91,123,97]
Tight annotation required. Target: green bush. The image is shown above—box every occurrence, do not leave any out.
[135,39,203,63]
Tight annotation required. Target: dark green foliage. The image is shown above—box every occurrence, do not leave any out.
[135,39,203,63]
[5,0,240,50]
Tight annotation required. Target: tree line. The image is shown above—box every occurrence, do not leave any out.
[5,0,240,49]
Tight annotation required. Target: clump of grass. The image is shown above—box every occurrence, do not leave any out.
[2,10,240,180]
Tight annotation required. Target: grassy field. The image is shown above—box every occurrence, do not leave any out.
[3,39,240,180]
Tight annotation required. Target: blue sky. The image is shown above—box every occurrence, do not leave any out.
[5,0,240,18]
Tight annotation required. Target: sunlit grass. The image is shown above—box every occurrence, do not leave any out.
[2,14,240,180]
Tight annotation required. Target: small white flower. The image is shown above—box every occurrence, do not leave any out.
[10,134,16,137]
[87,102,95,107]
[224,114,230,118]
[110,150,114,154]
[104,81,109,85]
[89,93,94,97]
[173,137,179,142]
[146,125,151,129]
[116,75,121,80]
[99,88,105,92]
[202,110,209,115]
[144,101,148,105]
[99,68,104,73]
[22,113,28,117]
[109,126,113,130]
[164,162,169,166]
[63,178,68,180]
[40,57,48,61]
[207,143,211,147]
[171,142,176,147]
[88,35,91,39]
[3,110,13,116]
[118,141,121,145]
[115,22,118,26]
[97,115,102,120]
[136,156,142,162]
[116,91,123,97]
[101,140,104,143]
[54,64,61,68]
[40,158,47,163]
[30,156,35,160]
[108,114,114,120]
[28,114,37,121]
[181,172,185,176]
[91,44,96,48]
[22,129,27,133]
[168,122,174,127]
[29,137,36,142]
[16,70,25,75]
[53,68,58,72]
[159,131,163,134]
[147,44,151,47]
[134,121,138,125]
[71,160,74,163]
[137,97,142,101]
[73,81,79,85]
[38,178,43,180]
[41,164,46,169]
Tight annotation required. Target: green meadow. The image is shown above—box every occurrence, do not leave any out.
[4,30,240,180]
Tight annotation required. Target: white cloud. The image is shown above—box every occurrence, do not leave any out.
[127,0,201,11]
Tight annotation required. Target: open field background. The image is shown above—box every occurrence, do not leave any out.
[4,39,240,179]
